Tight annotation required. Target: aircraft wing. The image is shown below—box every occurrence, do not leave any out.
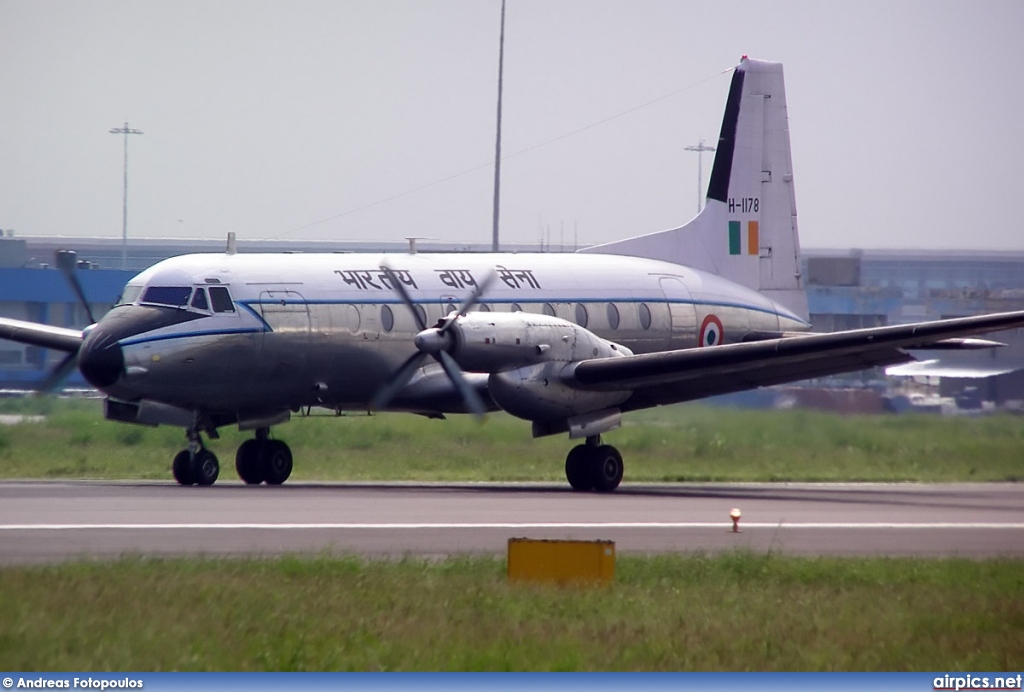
[564,310,1024,411]
[0,317,84,353]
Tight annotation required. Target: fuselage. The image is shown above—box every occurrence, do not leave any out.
[78,251,809,416]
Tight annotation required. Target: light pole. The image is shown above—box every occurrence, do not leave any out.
[490,0,506,252]
[109,122,144,269]
[684,138,715,214]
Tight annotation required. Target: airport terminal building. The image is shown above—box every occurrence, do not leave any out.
[2,234,1022,403]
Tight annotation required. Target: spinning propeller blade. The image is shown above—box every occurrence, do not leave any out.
[36,250,97,394]
[372,264,495,419]
[56,250,96,325]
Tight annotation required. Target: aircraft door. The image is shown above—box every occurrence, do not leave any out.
[258,289,312,377]
[658,277,698,350]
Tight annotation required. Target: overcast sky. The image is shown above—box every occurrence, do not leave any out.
[2,0,1022,251]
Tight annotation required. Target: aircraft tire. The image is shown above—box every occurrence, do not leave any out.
[235,440,266,485]
[590,445,623,493]
[261,440,293,485]
[565,445,594,491]
[192,449,220,486]
[172,449,196,486]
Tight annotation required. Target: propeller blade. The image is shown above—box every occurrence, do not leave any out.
[369,351,429,412]
[379,264,427,332]
[38,350,80,394]
[437,350,488,420]
[451,269,497,322]
[55,250,96,325]
[376,263,491,420]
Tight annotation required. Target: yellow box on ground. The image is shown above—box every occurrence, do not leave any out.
[507,538,615,585]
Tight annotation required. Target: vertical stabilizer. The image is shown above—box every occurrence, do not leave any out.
[581,57,807,322]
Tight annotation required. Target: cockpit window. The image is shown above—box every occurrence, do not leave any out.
[190,288,209,311]
[141,286,191,307]
[115,284,144,306]
[208,286,235,313]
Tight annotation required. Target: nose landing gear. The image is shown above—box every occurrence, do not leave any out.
[172,428,220,486]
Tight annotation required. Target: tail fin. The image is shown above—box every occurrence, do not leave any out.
[581,57,807,322]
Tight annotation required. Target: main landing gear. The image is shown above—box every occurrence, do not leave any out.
[172,426,293,487]
[564,435,624,493]
[234,427,293,485]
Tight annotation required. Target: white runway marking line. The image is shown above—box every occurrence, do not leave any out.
[1,522,1023,530]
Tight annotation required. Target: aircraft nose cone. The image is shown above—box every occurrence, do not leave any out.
[78,328,125,389]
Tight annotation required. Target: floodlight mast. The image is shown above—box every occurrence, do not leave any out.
[109,122,144,269]
[684,138,716,214]
[490,0,506,252]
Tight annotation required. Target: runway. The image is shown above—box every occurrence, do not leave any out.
[1,481,1022,564]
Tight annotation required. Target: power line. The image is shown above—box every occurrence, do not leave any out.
[272,65,732,240]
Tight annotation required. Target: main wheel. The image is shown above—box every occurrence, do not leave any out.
[235,439,266,484]
[261,440,293,485]
[565,445,593,491]
[172,449,195,486]
[591,445,623,493]
[192,449,220,486]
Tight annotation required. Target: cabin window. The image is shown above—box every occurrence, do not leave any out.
[510,303,522,313]
[381,305,395,332]
[141,286,191,307]
[575,303,589,328]
[639,303,652,330]
[445,303,457,316]
[477,304,491,312]
[543,303,556,317]
[208,286,235,313]
[414,304,427,327]
[190,288,209,311]
[606,303,620,330]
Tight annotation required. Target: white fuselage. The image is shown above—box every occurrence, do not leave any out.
[93,251,808,416]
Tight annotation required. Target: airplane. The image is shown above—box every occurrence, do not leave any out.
[2,56,1023,492]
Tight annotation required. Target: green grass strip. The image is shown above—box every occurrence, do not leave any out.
[1,553,1021,671]
[1,399,1022,483]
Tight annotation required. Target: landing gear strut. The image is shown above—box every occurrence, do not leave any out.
[234,427,293,485]
[564,435,624,492]
[172,428,220,487]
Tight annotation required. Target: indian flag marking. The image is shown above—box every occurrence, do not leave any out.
[728,221,741,255]
[728,220,759,256]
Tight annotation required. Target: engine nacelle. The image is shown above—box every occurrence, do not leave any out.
[446,312,633,422]
[488,362,630,423]
[449,311,632,374]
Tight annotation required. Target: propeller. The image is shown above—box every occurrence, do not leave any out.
[38,250,95,394]
[55,250,97,324]
[370,265,495,419]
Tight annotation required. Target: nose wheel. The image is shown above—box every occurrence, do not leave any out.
[172,448,220,486]
[565,437,624,492]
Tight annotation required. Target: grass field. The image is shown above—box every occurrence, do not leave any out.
[0,553,1020,671]
[0,397,1022,483]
